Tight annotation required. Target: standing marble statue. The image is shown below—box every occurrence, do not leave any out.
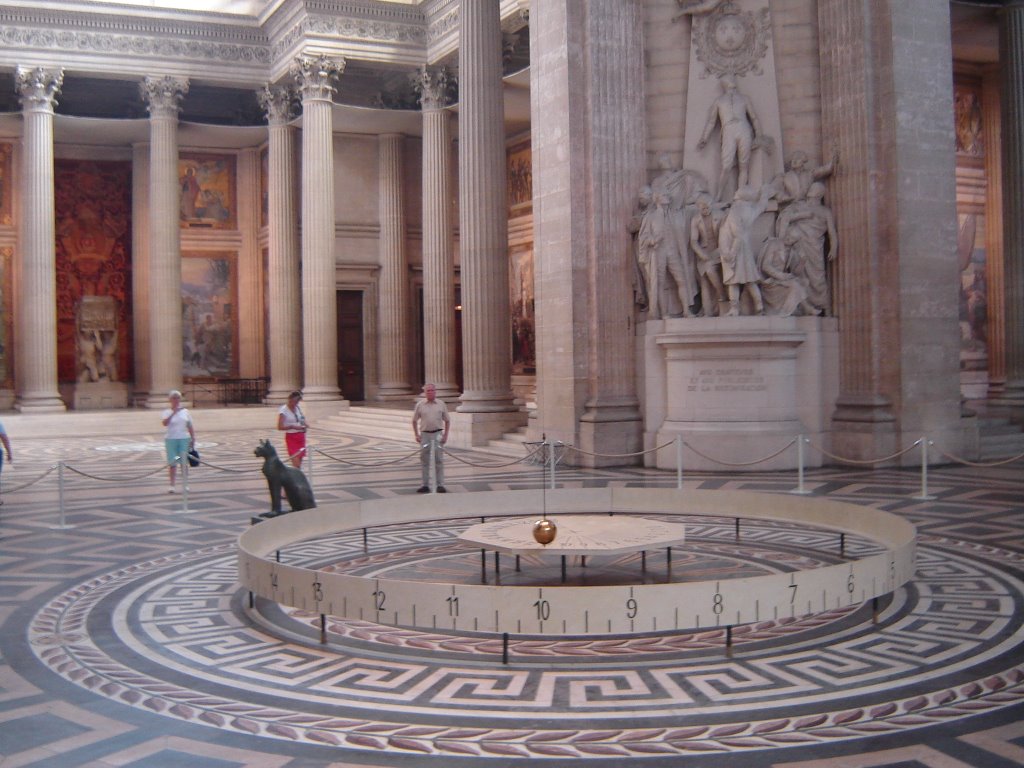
[648,154,706,317]
[689,193,727,316]
[629,185,654,310]
[777,181,837,315]
[718,184,771,316]
[697,74,770,201]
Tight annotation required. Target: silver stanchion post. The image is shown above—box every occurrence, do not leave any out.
[914,437,935,500]
[548,440,556,490]
[429,437,437,492]
[181,457,190,513]
[792,435,811,495]
[50,461,74,530]
[676,434,683,489]
[306,443,314,495]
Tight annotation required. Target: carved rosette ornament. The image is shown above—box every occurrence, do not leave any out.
[15,66,63,112]
[412,66,453,111]
[691,1,771,78]
[139,76,189,118]
[290,54,345,102]
[257,85,296,125]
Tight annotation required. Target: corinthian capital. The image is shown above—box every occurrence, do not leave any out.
[15,66,64,112]
[257,85,296,125]
[412,66,454,111]
[139,76,190,118]
[290,54,345,102]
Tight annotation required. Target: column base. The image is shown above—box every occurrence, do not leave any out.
[264,386,303,405]
[449,409,527,449]
[299,386,346,403]
[577,411,643,469]
[14,394,67,413]
[986,378,1024,407]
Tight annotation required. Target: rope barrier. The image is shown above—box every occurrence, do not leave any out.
[312,445,421,467]
[564,440,677,460]
[0,464,59,493]
[680,438,797,467]
[442,443,548,469]
[63,464,168,482]
[929,443,1024,468]
[804,438,921,465]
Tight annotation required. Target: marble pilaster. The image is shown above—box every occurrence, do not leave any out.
[131,142,151,403]
[455,0,516,419]
[258,85,302,404]
[416,68,459,401]
[375,133,413,400]
[139,75,188,408]
[14,65,66,412]
[528,1,644,465]
[982,69,1005,397]
[820,0,965,462]
[293,55,344,402]
[996,1,1024,404]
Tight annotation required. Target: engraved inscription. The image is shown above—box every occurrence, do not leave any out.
[687,367,766,393]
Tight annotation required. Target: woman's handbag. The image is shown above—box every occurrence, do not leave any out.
[187,448,200,468]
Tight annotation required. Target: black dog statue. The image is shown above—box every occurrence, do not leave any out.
[254,439,316,517]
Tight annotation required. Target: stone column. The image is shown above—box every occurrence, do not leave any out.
[453,0,522,445]
[258,85,302,404]
[292,55,344,402]
[14,65,65,412]
[996,1,1024,404]
[528,1,645,465]
[139,75,188,408]
[376,133,414,400]
[416,68,459,400]
[982,69,1005,397]
[819,0,964,462]
[131,142,151,403]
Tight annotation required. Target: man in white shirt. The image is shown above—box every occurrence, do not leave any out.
[411,383,450,493]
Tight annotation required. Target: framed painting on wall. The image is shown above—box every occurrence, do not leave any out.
[0,144,12,226]
[179,153,237,229]
[182,251,238,378]
[0,247,11,387]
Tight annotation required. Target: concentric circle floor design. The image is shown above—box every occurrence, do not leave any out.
[29,517,1024,764]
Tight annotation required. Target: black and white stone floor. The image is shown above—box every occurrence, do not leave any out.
[1,421,1022,767]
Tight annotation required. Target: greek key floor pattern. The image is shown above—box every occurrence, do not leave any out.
[1,420,1023,767]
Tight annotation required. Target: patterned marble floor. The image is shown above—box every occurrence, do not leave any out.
[1,420,1023,767]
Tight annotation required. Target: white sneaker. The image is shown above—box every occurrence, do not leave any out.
[168,486,177,494]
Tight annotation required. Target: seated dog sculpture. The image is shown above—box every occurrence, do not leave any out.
[254,439,316,517]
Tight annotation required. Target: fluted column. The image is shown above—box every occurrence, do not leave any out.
[293,55,344,402]
[529,1,644,465]
[258,85,302,403]
[998,1,1024,404]
[139,76,188,408]
[14,65,65,412]
[982,70,1005,396]
[376,133,414,399]
[416,68,459,400]
[456,0,516,414]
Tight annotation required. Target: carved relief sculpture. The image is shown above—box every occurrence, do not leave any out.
[718,184,771,316]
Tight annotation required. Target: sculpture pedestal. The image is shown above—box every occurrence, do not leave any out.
[64,381,129,410]
[639,316,838,472]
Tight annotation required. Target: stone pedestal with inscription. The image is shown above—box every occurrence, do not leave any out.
[639,317,839,472]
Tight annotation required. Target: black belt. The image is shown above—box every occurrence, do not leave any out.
[423,429,441,433]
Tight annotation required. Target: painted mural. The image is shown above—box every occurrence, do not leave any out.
[0,144,11,226]
[54,160,132,383]
[0,247,10,388]
[179,153,237,230]
[182,251,237,379]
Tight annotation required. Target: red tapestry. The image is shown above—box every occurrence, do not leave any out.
[55,160,133,383]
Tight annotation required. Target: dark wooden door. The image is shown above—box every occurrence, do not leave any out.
[336,290,364,402]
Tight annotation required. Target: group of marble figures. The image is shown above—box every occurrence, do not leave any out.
[631,148,838,320]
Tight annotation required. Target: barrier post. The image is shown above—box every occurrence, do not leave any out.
[548,440,557,490]
[792,435,811,495]
[51,461,74,530]
[306,444,314,495]
[676,434,683,489]
[181,458,190,513]
[429,438,437,492]
[914,437,935,500]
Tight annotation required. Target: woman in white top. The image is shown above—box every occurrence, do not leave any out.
[161,390,195,493]
[277,390,308,468]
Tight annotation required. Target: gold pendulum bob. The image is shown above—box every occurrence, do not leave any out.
[533,517,557,545]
